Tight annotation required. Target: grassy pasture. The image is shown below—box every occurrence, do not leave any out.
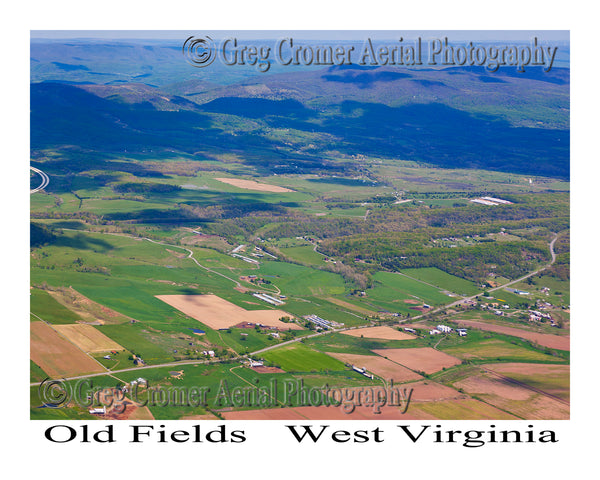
[251,261,346,296]
[372,272,453,305]
[304,332,424,356]
[401,267,480,296]
[30,288,82,324]
[260,342,346,373]
[439,337,564,363]
[279,245,326,265]
[30,360,48,383]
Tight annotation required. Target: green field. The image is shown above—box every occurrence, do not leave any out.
[251,260,346,296]
[30,360,48,383]
[30,288,82,324]
[304,331,424,355]
[401,267,481,296]
[260,342,347,372]
[279,245,327,265]
[439,337,565,363]
[362,272,454,314]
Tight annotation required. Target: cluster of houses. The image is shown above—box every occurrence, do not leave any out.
[429,325,467,337]
[528,309,559,326]
[481,302,510,316]
[89,378,149,413]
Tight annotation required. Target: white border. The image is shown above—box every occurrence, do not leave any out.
[4,0,597,477]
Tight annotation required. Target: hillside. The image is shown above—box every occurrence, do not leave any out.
[31,63,569,179]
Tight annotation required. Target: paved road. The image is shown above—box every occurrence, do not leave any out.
[30,166,49,194]
[30,231,564,387]
[400,231,563,324]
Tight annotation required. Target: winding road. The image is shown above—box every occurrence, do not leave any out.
[30,230,565,387]
[400,231,563,324]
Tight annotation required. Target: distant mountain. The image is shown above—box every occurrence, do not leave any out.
[167,65,569,130]
[30,62,569,179]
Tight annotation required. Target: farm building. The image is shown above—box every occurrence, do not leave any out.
[252,293,284,306]
[232,253,259,264]
[471,198,500,206]
[231,244,245,254]
[481,196,513,205]
[352,365,374,380]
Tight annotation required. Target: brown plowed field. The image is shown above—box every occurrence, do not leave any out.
[405,380,465,402]
[405,398,519,420]
[179,413,220,420]
[453,368,569,419]
[156,294,301,330]
[454,320,570,350]
[324,297,378,315]
[482,363,570,402]
[222,404,422,420]
[342,326,416,341]
[372,347,462,374]
[53,324,124,353]
[30,321,105,377]
[325,352,423,382]
[251,366,286,373]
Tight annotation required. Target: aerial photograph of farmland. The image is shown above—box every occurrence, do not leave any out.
[30,31,570,421]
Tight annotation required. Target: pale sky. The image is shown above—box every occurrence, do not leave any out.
[31,30,570,43]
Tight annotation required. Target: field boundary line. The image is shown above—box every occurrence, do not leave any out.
[30,311,109,375]
[481,366,570,407]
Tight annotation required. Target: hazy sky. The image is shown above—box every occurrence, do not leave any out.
[31,30,570,42]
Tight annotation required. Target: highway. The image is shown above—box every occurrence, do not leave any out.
[30,166,49,193]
